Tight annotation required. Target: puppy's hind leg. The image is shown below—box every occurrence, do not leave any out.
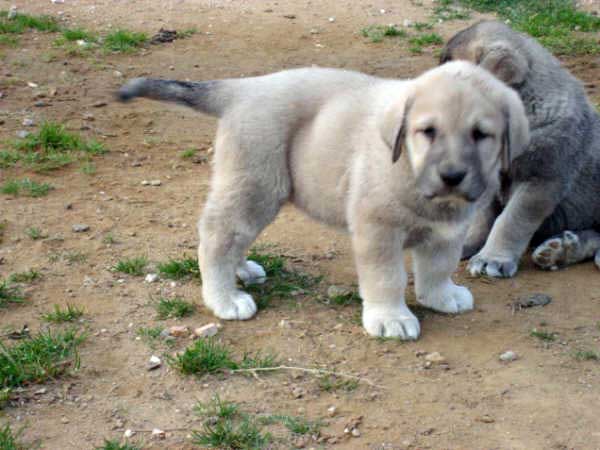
[532,229,600,270]
[198,178,287,321]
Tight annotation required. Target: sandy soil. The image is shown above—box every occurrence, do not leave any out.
[1,0,600,449]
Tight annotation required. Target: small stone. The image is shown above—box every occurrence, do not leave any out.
[291,386,304,399]
[309,28,320,34]
[27,82,39,88]
[283,14,296,19]
[61,416,69,424]
[83,112,95,121]
[380,8,386,14]
[16,130,30,139]
[141,180,150,185]
[113,70,123,77]
[351,428,361,437]
[168,325,189,337]
[328,17,335,22]
[145,273,159,283]
[403,19,413,27]
[131,160,142,167]
[22,118,35,127]
[123,429,135,438]
[477,415,495,423]
[327,285,351,299]
[150,180,162,186]
[7,6,17,19]
[499,350,518,362]
[92,101,107,108]
[151,428,166,440]
[72,224,90,232]
[293,435,309,448]
[279,319,292,329]
[425,352,446,364]
[327,405,337,417]
[194,323,220,338]
[34,101,48,107]
[148,355,161,371]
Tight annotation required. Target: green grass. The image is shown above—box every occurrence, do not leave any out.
[80,161,96,175]
[574,349,599,361]
[8,269,40,284]
[95,440,142,450]
[259,414,322,436]
[42,304,84,323]
[155,297,195,319]
[103,29,147,52]
[413,21,434,31]
[157,257,200,280]
[25,227,43,240]
[0,387,11,409]
[433,0,471,21]
[178,28,198,38]
[408,32,444,54]
[0,329,84,388]
[0,221,5,243]
[102,233,116,245]
[5,122,106,172]
[0,11,60,34]
[0,424,27,450]
[0,280,25,308]
[168,338,238,376]
[456,0,600,55]
[361,24,407,42]
[0,34,19,46]
[0,179,53,197]
[329,290,361,307]
[60,28,97,42]
[318,374,359,392]
[136,326,165,348]
[530,328,557,342]
[180,148,197,159]
[239,351,278,370]
[245,250,321,310]
[193,396,271,449]
[114,256,147,276]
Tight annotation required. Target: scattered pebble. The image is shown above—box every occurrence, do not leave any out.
[123,429,135,438]
[499,350,518,362]
[351,428,361,437]
[16,130,30,139]
[477,415,495,423]
[403,19,413,27]
[194,323,220,338]
[148,355,161,371]
[291,386,304,399]
[141,180,150,186]
[328,17,335,22]
[327,285,351,299]
[145,273,159,283]
[7,6,17,19]
[22,118,35,127]
[168,325,189,337]
[424,352,446,363]
[92,101,107,108]
[278,319,292,329]
[72,224,90,232]
[514,293,552,309]
[283,14,296,19]
[82,112,95,121]
[34,101,49,107]
[113,70,123,78]
[327,405,337,417]
[151,428,166,440]
[61,416,69,424]
[27,82,39,88]
[310,28,320,34]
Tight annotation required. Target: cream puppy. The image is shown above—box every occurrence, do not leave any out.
[118,61,529,340]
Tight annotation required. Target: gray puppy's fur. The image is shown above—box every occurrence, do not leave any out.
[441,20,600,276]
[118,61,529,339]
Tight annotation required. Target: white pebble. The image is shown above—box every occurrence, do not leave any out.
[499,350,518,362]
[145,273,159,283]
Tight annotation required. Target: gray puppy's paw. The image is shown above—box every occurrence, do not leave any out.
[207,291,257,320]
[468,254,518,278]
[236,260,267,285]
[417,282,474,313]
[532,230,580,270]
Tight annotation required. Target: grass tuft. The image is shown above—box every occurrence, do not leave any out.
[42,304,84,323]
[103,29,147,52]
[168,338,238,375]
[61,28,97,42]
[0,11,60,34]
[361,24,406,42]
[114,256,147,276]
[0,178,53,197]
[0,329,85,388]
[318,374,359,392]
[530,328,557,342]
[574,349,599,361]
[433,0,471,21]
[409,32,444,54]
[158,257,200,280]
[456,0,600,55]
[194,395,240,420]
[155,297,195,319]
[95,440,142,450]
[0,280,25,308]
[25,227,43,240]
[245,250,321,310]
[8,269,40,284]
[0,423,27,450]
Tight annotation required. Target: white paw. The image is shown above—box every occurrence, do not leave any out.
[205,290,257,320]
[362,303,420,340]
[468,253,518,278]
[532,231,579,270]
[236,260,266,285]
[418,282,473,314]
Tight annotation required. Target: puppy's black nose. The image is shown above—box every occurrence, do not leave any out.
[439,168,467,187]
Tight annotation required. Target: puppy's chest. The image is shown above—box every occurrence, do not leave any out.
[404,225,432,248]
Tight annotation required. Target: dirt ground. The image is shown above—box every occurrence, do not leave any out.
[2,0,600,449]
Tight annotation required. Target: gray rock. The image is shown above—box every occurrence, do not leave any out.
[499,350,518,362]
[22,118,35,127]
[327,285,351,299]
[16,130,30,139]
[72,224,90,232]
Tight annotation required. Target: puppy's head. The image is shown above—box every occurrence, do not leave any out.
[439,21,530,87]
[382,61,529,204]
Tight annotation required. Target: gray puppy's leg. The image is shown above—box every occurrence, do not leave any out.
[353,222,420,340]
[413,232,473,314]
[462,199,498,260]
[532,229,600,270]
[468,181,562,277]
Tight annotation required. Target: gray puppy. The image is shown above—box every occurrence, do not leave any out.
[441,20,600,276]
[118,61,528,340]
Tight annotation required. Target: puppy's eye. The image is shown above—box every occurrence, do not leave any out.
[420,126,436,140]
[471,128,489,142]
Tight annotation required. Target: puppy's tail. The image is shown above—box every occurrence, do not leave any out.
[116,78,230,117]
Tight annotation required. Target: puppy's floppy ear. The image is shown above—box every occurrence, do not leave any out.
[477,41,529,87]
[381,97,414,163]
[500,88,530,172]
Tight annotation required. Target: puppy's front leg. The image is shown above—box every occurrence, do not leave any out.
[413,233,474,314]
[353,222,420,340]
